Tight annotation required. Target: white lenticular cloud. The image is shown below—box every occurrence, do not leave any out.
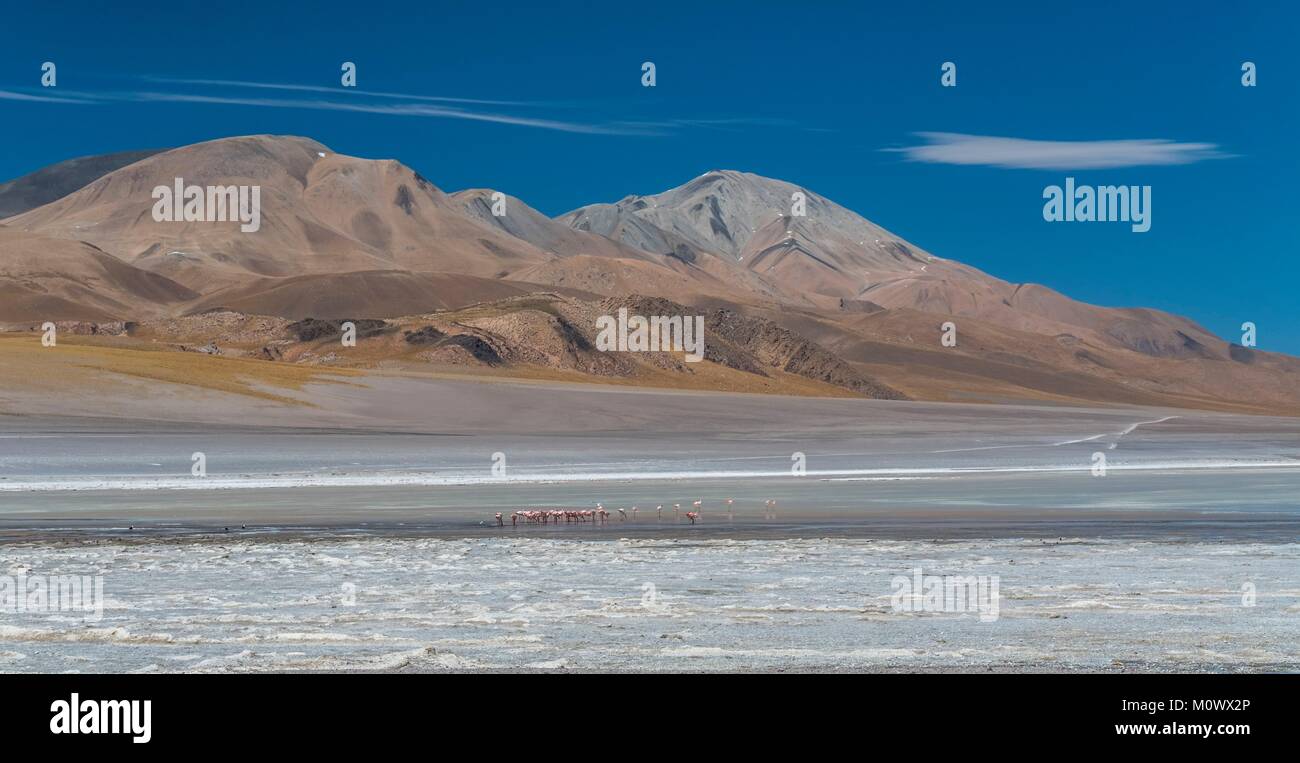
[888,132,1228,169]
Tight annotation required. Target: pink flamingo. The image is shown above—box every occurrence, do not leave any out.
[656,505,663,520]
[674,503,681,521]
[686,511,699,524]
[618,508,627,521]
[495,512,503,527]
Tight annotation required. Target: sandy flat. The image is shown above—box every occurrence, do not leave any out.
[1,365,1298,534]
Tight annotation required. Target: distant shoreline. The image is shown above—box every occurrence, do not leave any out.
[4,460,1300,493]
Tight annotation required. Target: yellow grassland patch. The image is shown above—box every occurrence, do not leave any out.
[0,333,361,405]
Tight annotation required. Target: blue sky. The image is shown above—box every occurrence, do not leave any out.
[3,1,1297,353]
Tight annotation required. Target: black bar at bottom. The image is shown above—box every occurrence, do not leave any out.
[0,673,1285,750]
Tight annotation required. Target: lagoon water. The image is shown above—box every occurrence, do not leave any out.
[2,397,1298,672]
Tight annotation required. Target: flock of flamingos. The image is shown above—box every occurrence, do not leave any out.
[494,499,778,528]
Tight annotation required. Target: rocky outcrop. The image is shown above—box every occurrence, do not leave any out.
[596,295,907,399]
[287,318,389,342]
[704,306,907,399]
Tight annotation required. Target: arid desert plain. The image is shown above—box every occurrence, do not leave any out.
[1,354,1297,672]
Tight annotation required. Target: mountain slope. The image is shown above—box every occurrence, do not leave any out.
[0,226,197,321]
[559,169,1231,360]
[0,148,165,218]
[0,136,1294,413]
[184,270,542,319]
[454,187,789,305]
[3,136,557,294]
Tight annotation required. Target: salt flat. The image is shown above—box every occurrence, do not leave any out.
[1,375,1298,534]
[1,535,1296,673]
[1,371,1298,673]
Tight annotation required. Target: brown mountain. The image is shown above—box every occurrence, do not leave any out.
[4,136,555,295]
[558,169,1228,360]
[0,226,196,321]
[0,148,165,218]
[1,135,1295,412]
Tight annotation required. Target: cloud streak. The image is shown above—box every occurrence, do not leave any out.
[0,89,97,104]
[0,77,806,137]
[126,91,653,135]
[888,132,1228,169]
[140,77,537,107]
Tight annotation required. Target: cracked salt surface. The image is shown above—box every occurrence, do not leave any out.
[1,536,1296,673]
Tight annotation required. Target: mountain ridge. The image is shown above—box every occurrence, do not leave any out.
[1,134,1295,413]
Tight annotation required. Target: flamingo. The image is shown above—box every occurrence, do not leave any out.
[674,503,681,521]
[495,512,503,527]
[632,505,639,519]
[686,511,699,524]
[656,504,663,520]
[618,508,627,521]
[511,512,518,527]
[726,497,734,520]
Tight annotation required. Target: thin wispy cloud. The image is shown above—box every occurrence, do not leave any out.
[141,77,536,107]
[613,116,819,132]
[0,89,97,104]
[0,77,801,137]
[125,91,655,135]
[888,132,1229,169]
